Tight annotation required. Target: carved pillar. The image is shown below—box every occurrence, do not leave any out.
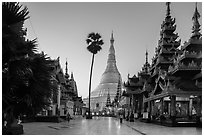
[196,96,202,125]
[138,97,140,114]
[141,96,144,113]
[129,94,134,122]
[126,96,131,121]
[189,96,193,117]
[132,95,135,113]
[147,101,151,119]
[161,98,164,115]
[57,84,61,117]
[151,100,154,118]
[129,95,132,113]
[170,95,176,125]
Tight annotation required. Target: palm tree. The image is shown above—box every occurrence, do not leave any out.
[2,2,32,122]
[2,3,57,131]
[86,32,104,119]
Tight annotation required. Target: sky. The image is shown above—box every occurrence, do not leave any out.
[22,1,202,99]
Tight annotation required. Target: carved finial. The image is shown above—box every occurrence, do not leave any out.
[65,58,68,75]
[110,31,114,45]
[71,72,74,79]
[192,2,200,21]
[145,50,148,64]
[191,2,201,39]
[166,2,171,16]
[145,50,149,73]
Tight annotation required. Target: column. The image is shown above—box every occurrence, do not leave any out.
[196,96,202,125]
[147,101,151,120]
[170,95,176,125]
[189,96,193,117]
[161,98,164,115]
[129,95,134,122]
[132,95,134,113]
[137,96,142,116]
[57,84,61,117]
[52,104,56,115]
[142,102,145,113]
[151,100,154,119]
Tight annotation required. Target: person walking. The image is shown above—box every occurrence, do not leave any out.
[66,112,70,123]
[119,113,123,123]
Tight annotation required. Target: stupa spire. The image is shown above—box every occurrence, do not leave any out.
[109,31,115,55]
[103,32,118,75]
[166,2,171,16]
[88,32,121,110]
[71,72,74,79]
[110,31,114,45]
[145,50,148,65]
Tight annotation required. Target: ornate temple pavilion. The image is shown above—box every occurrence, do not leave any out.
[122,2,202,126]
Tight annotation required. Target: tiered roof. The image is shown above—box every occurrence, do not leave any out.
[145,2,202,101]
[122,3,202,103]
[62,60,78,100]
[168,3,202,78]
[150,2,181,77]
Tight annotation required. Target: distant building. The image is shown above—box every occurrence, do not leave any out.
[83,32,122,111]
[123,51,150,121]
[40,57,84,117]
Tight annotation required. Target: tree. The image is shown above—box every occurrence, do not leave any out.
[86,32,104,119]
[2,2,57,129]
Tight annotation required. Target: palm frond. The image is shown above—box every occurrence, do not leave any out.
[3,2,29,26]
[86,39,92,45]
[86,32,104,54]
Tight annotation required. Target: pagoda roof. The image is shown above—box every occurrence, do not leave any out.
[142,82,152,92]
[144,89,201,102]
[193,72,202,80]
[181,38,202,51]
[124,75,143,87]
[123,88,143,96]
[168,61,201,77]
[56,70,65,84]
[144,82,201,102]
[173,79,201,91]
[129,88,142,94]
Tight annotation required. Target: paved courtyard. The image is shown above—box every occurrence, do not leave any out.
[22,117,202,135]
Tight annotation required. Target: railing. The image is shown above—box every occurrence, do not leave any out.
[181,39,202,50]
[156,56,173,64]
[159,39,181,47]
[168,60,201,73]
[177,50,200,61]
[163,33,178,39]
[197,51,202,58]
